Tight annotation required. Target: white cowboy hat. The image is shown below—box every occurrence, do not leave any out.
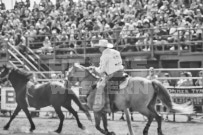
[94,39,114,48]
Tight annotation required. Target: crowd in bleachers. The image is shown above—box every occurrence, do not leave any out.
[146,67,203,87]
[0,0,203,54]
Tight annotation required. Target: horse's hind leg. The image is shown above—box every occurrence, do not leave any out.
[53,106,64,133]
[143,115,154,135]
[148,102,163,135]
[63,105,85,130]
[154,112,163,135]
[4,105,21,130]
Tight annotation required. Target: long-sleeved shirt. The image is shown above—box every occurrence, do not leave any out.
[95,48,124,75]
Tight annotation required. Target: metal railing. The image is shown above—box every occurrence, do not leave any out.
[1,68,203,121]
[24,27,203,59]
[0,27,202,62]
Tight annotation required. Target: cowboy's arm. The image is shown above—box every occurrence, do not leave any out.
[95,55,109,75]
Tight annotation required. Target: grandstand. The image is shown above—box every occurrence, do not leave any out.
[0,0,202,74]
[0,0,202,76]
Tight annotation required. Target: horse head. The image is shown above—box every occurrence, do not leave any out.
[0,64,12,84]
[67,63,94,84]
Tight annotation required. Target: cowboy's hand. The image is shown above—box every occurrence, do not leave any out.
[88,66,95,70]
[100,73,107,77]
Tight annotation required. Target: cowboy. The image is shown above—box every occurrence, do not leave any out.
[93,39,125,112]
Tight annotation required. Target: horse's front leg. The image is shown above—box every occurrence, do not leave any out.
[21,102,36,132]
[94,112,107,134]
[4,105,21,130]
[124,108,135,135]
[101,112,116,135]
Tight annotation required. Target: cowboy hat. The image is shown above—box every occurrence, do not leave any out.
[94,39,114,48]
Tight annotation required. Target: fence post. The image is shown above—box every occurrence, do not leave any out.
[150,28,154,58]
[202,28,203,51]
[178,29,181,55]
[53,35,56,60]
[173,112,176,122]
[6,41,9,62]
[84,32,87,61]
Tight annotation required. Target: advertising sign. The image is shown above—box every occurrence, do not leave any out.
[167,87,203,105]
[1,87,17,110]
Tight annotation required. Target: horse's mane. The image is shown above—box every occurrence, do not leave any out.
[12,68,33,81]
[86,68,100,79]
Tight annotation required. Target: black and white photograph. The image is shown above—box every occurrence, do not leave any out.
[0,0,203,135]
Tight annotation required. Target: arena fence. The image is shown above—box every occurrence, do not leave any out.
[1,68,203,121]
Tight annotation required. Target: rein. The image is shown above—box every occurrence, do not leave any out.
[79,72,92,84]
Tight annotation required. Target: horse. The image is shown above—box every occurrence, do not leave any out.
[67,63,194,135]
[0,65,92,133]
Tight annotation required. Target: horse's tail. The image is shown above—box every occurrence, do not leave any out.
[152,80,194,114]
[67,89,92,121]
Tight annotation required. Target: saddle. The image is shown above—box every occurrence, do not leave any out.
[107,73,129,112]
[107,72,129,91]
[92,72,130,113]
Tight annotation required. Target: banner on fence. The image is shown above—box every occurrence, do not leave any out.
[1,87,17,110]
[167,87,203,105]
[1,86,203,111]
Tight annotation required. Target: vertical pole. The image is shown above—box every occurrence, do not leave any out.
[188,28,191,52]
[150,28,154,58]
[201,28,203,51]
[173,112,176,122]
[6,40,9,63]
[84,31,87,62]
[178,30,180,55]
[53,35,56,61]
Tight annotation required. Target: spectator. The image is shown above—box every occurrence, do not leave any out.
[146,67,158,80]
[195,71,203,86]
[58,31,69,48]
[161,73,172,87]
[14,32,27,55]
[177,72,193,87]
[39,36,53,54]
[27,25,37,42]
[120,23,130,45]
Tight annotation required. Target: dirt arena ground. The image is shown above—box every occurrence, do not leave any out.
[0,112,203,135]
